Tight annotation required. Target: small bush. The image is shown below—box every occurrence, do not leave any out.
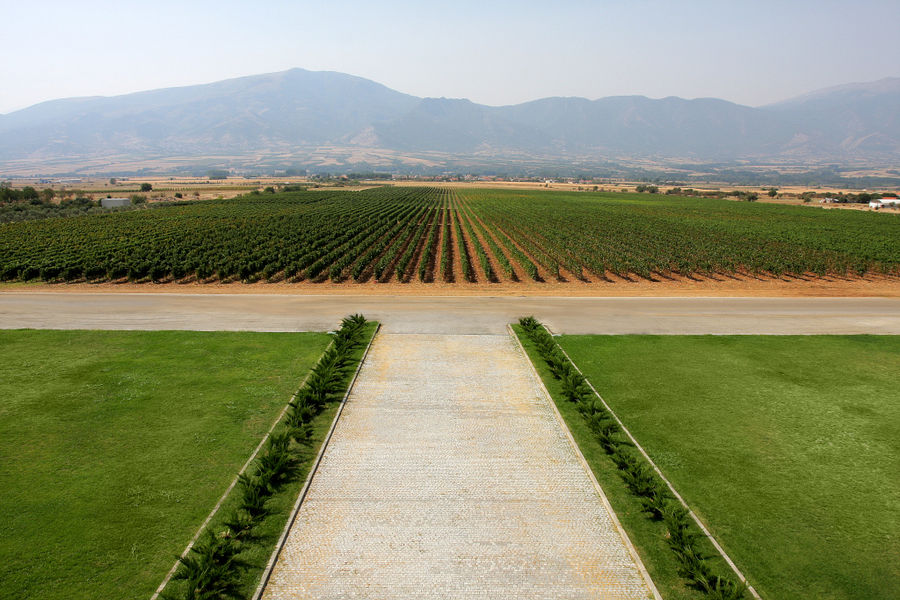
[169,530,248,600]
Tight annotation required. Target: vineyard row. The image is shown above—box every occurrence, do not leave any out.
[0,186,897,285]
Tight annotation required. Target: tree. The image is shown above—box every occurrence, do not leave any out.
[140,183,152,192]
[40,188,56,203]
[767,187,778,197]
[109,178,117,185]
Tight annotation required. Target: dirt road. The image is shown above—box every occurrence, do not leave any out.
[0,292,897,334]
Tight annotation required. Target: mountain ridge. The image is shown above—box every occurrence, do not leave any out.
[1,68,897,172]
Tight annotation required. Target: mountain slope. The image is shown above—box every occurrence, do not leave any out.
[763,77,900,156]
[0,69,418,158]
[0,69,897,168]
[497,95,798,158]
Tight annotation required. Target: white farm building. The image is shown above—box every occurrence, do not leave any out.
[100,197,130,208]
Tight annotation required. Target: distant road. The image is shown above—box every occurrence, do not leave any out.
[1,292,898,334]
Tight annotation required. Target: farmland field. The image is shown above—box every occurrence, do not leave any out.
[0,187,897,286]
[554,335,900,600]
[0,329,331,600]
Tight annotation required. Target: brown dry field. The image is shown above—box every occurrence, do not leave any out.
[2,273,897,298]
[387,179,897,195]
[9,176,898,212]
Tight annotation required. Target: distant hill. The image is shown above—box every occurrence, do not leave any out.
[0,68,897,172]
[762,78,900,157]
[0,69,418,160]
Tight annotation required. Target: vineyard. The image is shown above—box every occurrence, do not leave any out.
[0,186,897,285]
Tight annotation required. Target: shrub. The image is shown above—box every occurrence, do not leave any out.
[169,530,248,600]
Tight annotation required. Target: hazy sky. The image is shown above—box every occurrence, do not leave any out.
[3,0,898,114]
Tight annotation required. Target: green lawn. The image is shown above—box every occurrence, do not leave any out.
[160,321,378,599]
[557,335,900,600]
[0,329,331,600]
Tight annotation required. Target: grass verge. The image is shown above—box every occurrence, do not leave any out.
[513,323,738,600]
[556,334,899,600]
[0,329,332,600]
[160,318,377,599]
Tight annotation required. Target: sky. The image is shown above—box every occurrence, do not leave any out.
[2,0,898,114]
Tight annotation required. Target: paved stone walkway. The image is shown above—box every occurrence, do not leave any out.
[261,333,658,599]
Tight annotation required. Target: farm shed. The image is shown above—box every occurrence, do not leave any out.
[101,197,130,208]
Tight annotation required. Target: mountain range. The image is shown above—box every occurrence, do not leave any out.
[1,68,898,174]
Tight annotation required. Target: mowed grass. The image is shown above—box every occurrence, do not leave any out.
[0,329,330,600]
[557,335,900,600]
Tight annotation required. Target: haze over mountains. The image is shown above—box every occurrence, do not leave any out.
[1,68,898,175]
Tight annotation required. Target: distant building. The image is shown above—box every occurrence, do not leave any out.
[101,197,130,208]
[871,198,899,209]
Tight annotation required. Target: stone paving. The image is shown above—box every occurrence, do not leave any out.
[261,333,658,599]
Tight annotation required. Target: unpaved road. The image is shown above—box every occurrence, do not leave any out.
[0,292,898,334]
[261,333,658,599]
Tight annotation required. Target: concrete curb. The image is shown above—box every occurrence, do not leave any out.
[507,324,663,600]
[250,322,380,600]
[150,336,337,600]
[541,324,762,600]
